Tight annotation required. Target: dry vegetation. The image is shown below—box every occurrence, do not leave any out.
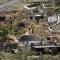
[0,0,60,60]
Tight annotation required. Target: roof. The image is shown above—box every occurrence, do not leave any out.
[19,35,40,42]
[33,45,60,48]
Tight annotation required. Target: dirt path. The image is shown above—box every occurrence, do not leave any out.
[7,35,19,43]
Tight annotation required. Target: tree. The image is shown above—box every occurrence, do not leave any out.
[0,28,8,42]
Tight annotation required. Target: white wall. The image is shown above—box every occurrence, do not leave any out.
[58,15,60,22]
[48,15,57,24]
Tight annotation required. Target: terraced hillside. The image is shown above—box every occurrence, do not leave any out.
[0,0,26,12]
[0,0,9,4]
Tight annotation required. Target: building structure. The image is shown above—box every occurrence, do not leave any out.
[19,35,41,47]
